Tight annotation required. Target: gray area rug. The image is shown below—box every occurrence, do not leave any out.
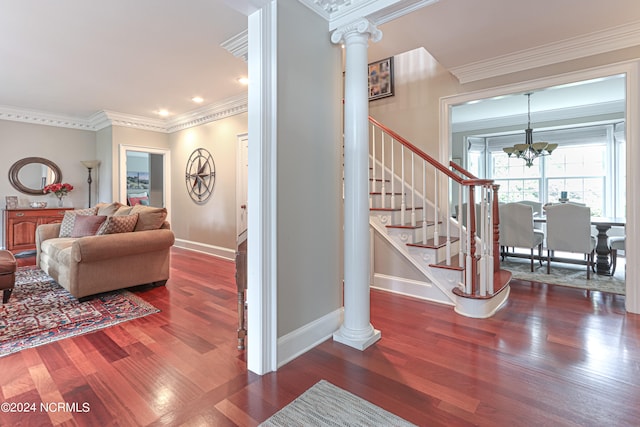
[259,380,416,427]
[502,255,625,295]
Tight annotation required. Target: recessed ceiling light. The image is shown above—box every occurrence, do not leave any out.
[192,96,204,103]
[158,109,169,117]
[237,77,249,85]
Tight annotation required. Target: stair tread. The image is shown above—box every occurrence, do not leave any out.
[370,192,404,195]
[371,206,424,212]
[407,236,460,249]
[429,254,463,271]
[386,220,438,229]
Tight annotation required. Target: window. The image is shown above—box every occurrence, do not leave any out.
[478,123,623,218]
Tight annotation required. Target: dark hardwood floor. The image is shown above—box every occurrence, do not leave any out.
[1,247,639,426]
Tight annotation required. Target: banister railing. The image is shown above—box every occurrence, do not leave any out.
[369,117,501,298]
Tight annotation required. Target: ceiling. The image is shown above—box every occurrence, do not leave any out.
[1,0,639,123]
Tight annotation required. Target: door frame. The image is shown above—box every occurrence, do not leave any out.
[439,60,639,313]
[236,133,249,237]
[118,144,172,224]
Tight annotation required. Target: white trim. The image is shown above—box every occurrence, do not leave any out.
[221,30,249,62]
[0,94,247,133]
[236,133,249,238]
[277,308,343,368]
[247,1,278,375]
[118,145,172,225]
[452,100,626,134]
[297,0,440,30]
[450,21,640,84]
[372,273,454,306]
[173,239,235,261]
[165,94,248,133]
[0,105,93,130]
[439,60,640,314]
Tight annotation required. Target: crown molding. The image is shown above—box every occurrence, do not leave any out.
[298,0,438,30]
[166,93,248,133]
[452,100,625,134]
[0,105,93,130]
[1,93,248,134]
[451,20,640,84]
[90,110,167,132]
[221,29,249,62]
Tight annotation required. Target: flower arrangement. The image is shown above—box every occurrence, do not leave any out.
[43,183,74,199]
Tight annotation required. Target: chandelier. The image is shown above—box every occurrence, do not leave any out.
[503,93,557,167]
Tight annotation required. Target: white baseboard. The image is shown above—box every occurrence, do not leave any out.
[372,273,454,306]
[173,239,235,261]
[277,307,343,368]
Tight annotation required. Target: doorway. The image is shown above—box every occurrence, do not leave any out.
[118,145,172,222]
[440,63,638,310]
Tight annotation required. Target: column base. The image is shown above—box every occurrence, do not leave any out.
[333,326,381,351]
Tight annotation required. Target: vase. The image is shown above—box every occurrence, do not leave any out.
[57,195,64,207]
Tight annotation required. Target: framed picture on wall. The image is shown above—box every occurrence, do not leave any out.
[5,196,18,209]
[368,57,394,101]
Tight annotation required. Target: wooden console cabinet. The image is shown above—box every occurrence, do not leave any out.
[3,208,71,255]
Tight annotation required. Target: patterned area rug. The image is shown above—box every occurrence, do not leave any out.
[0,267,159,358]
[259,380,416,426]
[502,255,625,295]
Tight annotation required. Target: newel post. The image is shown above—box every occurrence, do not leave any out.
[468,185,478,295]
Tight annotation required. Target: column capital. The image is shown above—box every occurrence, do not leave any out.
[330,18,382,45]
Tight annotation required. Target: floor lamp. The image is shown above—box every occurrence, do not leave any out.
[81,160,100,207]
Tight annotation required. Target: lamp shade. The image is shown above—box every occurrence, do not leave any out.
[81,160,101,169]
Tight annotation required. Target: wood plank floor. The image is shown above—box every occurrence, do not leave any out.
[1,247,639,426]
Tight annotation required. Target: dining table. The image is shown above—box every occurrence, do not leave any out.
[534,215,626,276]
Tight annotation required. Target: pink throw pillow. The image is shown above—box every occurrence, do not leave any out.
[70,215,107,238]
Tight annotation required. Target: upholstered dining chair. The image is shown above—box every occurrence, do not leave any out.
[499,202,545,272]
[608,236,626,276]
[517,200,543,230]
[545,203,596,279]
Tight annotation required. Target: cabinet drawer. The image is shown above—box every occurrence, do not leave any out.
[6,209,68,219]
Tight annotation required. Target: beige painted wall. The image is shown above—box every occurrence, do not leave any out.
[276,1,343,337]
[169,112,247,254]
[368,43,640,295]
[0,120,96,247]
[369,47,461,156]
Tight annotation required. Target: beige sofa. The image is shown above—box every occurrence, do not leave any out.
[36,203,175,299]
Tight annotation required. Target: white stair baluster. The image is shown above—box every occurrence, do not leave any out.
[410,152,416,227]
[400,146,406,225]
[381,133,386,209]
[371,125,376,198]
[433,168,439,247]
[422,160,427,244]
[391,138,395,210]
[458,183,464,268]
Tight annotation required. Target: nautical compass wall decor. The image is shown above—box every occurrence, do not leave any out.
[185,148,216,204]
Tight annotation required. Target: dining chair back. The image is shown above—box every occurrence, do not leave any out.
[545,203,596,279]
[499,202,544,271]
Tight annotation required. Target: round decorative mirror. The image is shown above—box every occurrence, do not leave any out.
[8,157,62,196]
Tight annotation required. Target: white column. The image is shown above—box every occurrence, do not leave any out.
[331,19,382,350]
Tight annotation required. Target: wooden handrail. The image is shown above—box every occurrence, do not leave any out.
[369,116,463,184]
[449,161,478,180]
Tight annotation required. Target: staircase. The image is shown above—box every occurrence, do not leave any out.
[368,117,511,318]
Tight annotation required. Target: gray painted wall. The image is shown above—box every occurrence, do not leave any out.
[169,112,247,253]
[276,1,343,337]
[0,120,96,247]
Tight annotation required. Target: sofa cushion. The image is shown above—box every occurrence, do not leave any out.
[97,214,139,235]
[96,202,123,216]
[114,205,134,216]
[71,215,107,237]
[131,205,168,231]
[41,237,76,260]
[59,208,98,237]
